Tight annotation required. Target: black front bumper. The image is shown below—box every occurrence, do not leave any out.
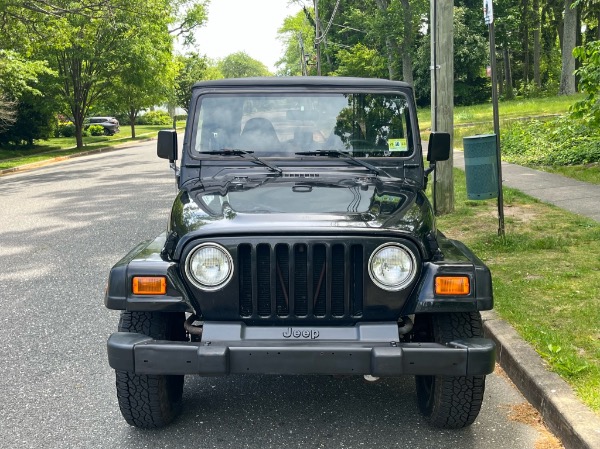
[107,322,495,377]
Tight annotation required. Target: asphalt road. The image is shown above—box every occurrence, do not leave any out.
[0,141,552,448]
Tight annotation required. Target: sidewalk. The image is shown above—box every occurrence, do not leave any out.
[453,149,600,222]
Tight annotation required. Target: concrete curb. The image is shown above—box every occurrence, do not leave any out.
[482,310,600,449]
[0,137,156,177]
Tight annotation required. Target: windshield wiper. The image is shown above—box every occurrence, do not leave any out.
[199,149,282,175]
[295,150,389,177]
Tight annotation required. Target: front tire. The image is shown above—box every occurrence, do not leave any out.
[415,312,487,428]
[115,311,186,429]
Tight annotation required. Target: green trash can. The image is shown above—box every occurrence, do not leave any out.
[463,134,498,200]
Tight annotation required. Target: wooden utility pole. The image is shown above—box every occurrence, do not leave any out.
[430,0,454,214]
[314,0,322,75]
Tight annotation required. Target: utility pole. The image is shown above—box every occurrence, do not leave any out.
[314,0,321,75]
[430,0,454,214]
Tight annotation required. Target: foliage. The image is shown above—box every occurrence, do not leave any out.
[501,116,600,166]
[136,110,172,125]
[331,43,387,78]
[57,121,76,138]
[87,124,104,136]
[173,53,223,111]
[275,9,315,76]
[0,50,54,97]
[0,90,56,146]
[2,0,209,148]
[218,52,271,78]
[413,7,489,106]
[571,40,600,126]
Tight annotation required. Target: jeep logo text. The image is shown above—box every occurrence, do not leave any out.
[283,328,319,339]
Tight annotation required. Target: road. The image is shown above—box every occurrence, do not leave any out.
[0,140,554,449]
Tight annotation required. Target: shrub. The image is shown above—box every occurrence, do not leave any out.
[58,121,76,137]
[136,110,172,125]
[501,116,600,166]
[88,124,104,136]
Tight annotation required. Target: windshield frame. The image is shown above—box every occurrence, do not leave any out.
[186,86,421,163]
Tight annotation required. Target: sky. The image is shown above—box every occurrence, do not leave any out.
[193,0,303,72]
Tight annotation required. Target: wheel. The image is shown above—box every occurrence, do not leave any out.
[415,312,487,429]
[103,127,111,136]
[115,311,186,428]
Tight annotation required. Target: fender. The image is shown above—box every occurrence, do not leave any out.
[104,233,193,313]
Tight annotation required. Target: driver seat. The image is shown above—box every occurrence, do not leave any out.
[239,118,281,153]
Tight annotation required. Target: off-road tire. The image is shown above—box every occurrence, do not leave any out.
[115,311,186,429]
[415,312,486,429]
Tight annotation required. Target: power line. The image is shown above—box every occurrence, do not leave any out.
[315,0,341,44]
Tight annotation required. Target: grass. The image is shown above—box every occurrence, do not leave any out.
[418,94,583,150]
[0,123,185,171]
[434,169,600,413]
[534,163,600,186]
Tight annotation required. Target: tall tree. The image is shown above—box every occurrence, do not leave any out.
[218,52,271,78]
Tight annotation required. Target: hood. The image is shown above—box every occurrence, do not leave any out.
[168,175,436,258]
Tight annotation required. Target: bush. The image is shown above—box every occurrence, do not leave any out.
[88,124,104,136]
[501,116,600,166]
[136,110,172,125]
[58,121,76,138]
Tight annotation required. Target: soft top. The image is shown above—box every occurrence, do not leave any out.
[192,76,412,90]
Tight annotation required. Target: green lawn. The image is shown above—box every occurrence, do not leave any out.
[418,94,584,150]
[435,169,600,413]
[0,123,185,171]
[535,163,600,186]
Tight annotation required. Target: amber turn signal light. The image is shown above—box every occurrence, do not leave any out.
[132,276,167,295]
[435,276,470,295]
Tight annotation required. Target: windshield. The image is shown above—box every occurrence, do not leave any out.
[192,92,415,158]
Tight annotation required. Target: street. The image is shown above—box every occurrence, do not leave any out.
[0,140,554,448]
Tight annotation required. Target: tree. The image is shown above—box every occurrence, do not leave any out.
[0,49,55,137]
[3,0,209,148]
[331,43,386,78]
[571,40,600,125]
[218,52,271,78]
[276,9,315,76]
[103,2,189,138]
[560,0,578,94]
[174,53,214,111]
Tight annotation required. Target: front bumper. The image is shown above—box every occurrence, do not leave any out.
[107,322,495,377]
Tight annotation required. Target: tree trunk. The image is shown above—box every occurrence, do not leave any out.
[384,37,397,80]
[503,45,514,99]
[521,0,530,84]
[559,0,577,95]
[533,0,541,87]
[430,0,453,215]
[129,109,136,139]
[72,107,85,149]
[400,0,414,85]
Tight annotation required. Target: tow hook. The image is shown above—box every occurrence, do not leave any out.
[364,375,380,382]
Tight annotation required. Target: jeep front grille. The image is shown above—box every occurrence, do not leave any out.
[238,242,364,319]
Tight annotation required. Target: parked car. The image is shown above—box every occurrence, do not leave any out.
[105,77,496,429]
[85,116,120,135]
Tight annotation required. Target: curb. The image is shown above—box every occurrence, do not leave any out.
[0,137,156,177]
[482,310,600,449]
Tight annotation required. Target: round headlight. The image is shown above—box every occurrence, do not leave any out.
[185,243,234,291]
[368,243,417,291]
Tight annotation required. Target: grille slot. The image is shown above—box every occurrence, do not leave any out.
[238,241,363,319]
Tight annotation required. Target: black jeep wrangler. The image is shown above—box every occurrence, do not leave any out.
[105,77,495,429]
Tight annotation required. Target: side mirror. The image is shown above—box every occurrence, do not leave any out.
[157,129,178,162]
[427,132,451,163]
